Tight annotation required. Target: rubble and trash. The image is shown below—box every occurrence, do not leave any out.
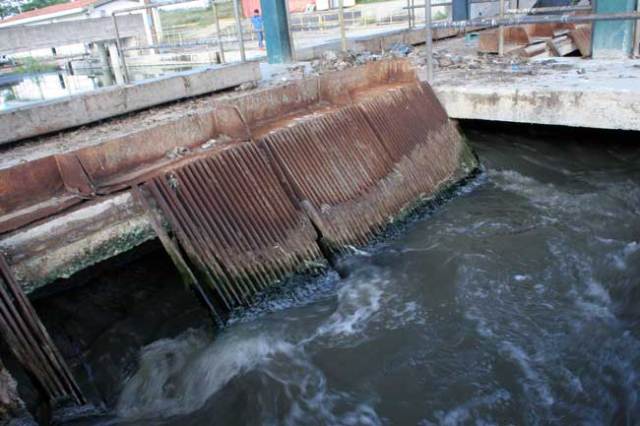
[478,22,592,58]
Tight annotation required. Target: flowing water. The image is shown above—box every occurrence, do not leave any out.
[111,128,640,425]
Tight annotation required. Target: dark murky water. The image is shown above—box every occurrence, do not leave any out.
[110,128,640,425]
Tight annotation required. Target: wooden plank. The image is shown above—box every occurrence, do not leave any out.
[547,35,578,56]
[510,41,550,58]
[569,25,592,57]
[524,22,576,38]
[478,27,531,53]
[553,29,571,37]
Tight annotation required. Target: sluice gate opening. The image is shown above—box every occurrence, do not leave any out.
[0,59,477,419]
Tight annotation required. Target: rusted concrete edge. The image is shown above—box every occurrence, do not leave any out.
[0,61,261,146]
[0,192,154,294]
[0,138,477,295]
[0,61,472,294]
[434,85,640,131]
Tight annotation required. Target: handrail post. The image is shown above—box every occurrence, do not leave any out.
[213,1,225,63]
[284,0,296,60]
[339,0,347,51]
[425,0,433,81]
[498,0,505,56]
[111,13,130,83]
[635,0,640,57]
[232,0,246,62]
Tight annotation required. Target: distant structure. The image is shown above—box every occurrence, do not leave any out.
[0,0,160,71]
[0,0,139,27]
[239,0,355,17]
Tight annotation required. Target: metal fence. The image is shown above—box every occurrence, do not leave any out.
[103,0,639,85]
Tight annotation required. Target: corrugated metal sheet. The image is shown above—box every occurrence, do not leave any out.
[144,142,322,310]
[259,83,463,251]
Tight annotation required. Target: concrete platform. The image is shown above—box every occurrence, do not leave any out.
[429,41,640,131]
[0,61,261,146]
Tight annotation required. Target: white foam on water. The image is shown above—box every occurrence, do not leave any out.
[313,274,385,340]
[488,169,599,218]
[257,348,383,426]
[388,301,427,328]
[116,329,296,419]
[432,389,511,426]
[547,239,615,321]
[499,341,554,407]
[612,241,640,270]
[345,245,373,257]
[117,266,399,423]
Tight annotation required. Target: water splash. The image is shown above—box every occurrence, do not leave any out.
[117,329,295,418]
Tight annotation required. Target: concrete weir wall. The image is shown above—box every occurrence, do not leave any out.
[0,60,477,299]
[0,61,261,146]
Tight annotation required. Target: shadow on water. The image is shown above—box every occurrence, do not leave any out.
[10,122,640,425]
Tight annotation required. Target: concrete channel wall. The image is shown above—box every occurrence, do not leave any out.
[0,61,261,146]
[0,60,477,296]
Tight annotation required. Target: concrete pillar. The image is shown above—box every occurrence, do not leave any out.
[107,42,125,85]
[139,0,156,47]
[452,0,469,21]
[93,42,110,69]
[260,0,293,63]
[152,7,164,43]
[592,0,638,58]
[99,69,115,87]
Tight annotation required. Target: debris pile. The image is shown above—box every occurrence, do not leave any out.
[479,23,592,58]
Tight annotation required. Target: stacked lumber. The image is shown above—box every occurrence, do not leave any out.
[547,34,578,56]
[568,25,592,56]
[478,27,531,53]
[477,23,592,58]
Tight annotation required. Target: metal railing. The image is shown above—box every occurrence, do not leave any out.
[421,9,640,80]
[111,0,244,83]
[101,0,639,86]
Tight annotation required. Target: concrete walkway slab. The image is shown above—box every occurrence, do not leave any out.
[0,61,261,146]
[428,38,640,131]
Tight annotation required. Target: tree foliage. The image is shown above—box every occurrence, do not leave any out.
[0,2,18,18]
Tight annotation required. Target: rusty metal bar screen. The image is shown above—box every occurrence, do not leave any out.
[0,254,84,405]
[143,143,322,312]
[260,83,464,251]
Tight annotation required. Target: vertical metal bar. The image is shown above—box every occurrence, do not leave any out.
[412,0,416,27]
[339,0,347,51]
[498,0,505,56]
[112,13,130,83]
[635,0,640,57]
[0,255,85,404]
[132,186,224,326]
[407,0,412,28]
[284,0,296,60]
[232,0,246,62]
[425,0,434,81]
[213,2,225,63]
